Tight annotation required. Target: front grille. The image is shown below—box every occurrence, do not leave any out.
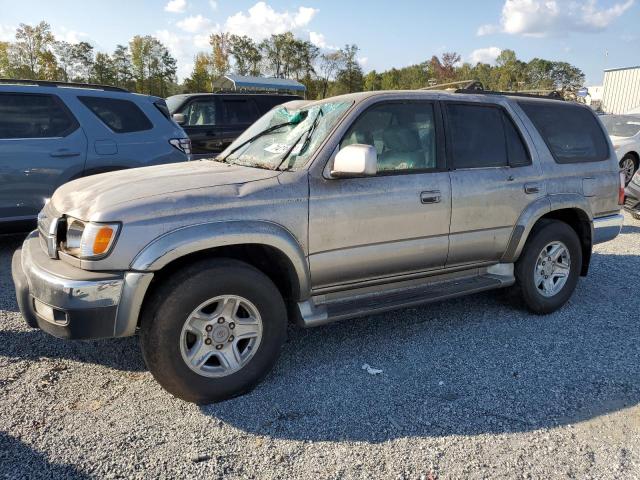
[37,202,61,259]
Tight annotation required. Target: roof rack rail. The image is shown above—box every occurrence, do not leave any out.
[421,79,484,91]
[455,87,564,101]
[0,78,128,92]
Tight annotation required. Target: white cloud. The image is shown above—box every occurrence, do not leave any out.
[357,57,369,67]
[165,0,187,13]
[54,26,90,44]
[177,14,213,33]
[0,24,15,41]
[478,0,635,37]
[309,31,338,50]
[469,47,502,64]
[225,2,319,40]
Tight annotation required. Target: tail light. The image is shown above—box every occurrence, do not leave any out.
[170,138,192,157]
[619,171,625,205]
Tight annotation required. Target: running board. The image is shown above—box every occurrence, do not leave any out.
[297,269,514,328]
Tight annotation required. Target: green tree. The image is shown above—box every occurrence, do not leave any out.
[184,52,213,92]
[0,41,13,77]
[13,21,56,79]
[335,44,363,94]
[93,52,115,85]
[229,35,262,76]
[363,70,381,91]
[209,32,231,78]
[112,44,133,89]
[70,41,94,82]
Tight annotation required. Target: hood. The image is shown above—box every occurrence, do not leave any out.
[52,160,280,220]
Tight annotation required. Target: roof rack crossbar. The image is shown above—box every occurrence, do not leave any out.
[0,78,128,92]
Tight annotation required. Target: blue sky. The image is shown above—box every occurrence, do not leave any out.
[0,0,638,84]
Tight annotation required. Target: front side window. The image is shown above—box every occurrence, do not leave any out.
[518,101,609,163]
[218,100,353,171]
[340,102,438,173]
[180,99,217,126]
[446,104,508,169]
[0,93,78,139]
[79,96,153,133]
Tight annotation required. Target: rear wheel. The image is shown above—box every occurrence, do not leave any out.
[620,154,638,186]
[515,220,582,314]
[140,259,287,404]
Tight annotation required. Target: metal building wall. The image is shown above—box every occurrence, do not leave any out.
[602,66,640,114]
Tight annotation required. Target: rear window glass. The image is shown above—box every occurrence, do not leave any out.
[79,96,153,133]
[518,101,609,163]
[0,93,78,139]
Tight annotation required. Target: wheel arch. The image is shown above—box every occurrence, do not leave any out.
[504,195,593,276]
[131,220,310,303]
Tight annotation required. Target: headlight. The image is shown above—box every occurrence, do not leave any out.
[62,217,120,259]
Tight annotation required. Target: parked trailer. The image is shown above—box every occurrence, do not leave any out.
[602,66,640,114]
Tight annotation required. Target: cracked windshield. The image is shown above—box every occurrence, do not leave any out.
[217,101,353,171]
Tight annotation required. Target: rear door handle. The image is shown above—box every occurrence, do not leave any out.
[420,190,441,204]
[50,150,81,158]
[524,183,540,194]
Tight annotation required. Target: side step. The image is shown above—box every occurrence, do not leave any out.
[297,271,513,328]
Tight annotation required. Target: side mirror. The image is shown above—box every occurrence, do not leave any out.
[331,144,377,178]
[172,113,186,125]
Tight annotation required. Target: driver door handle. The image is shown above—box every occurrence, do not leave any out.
[420,190,441,204]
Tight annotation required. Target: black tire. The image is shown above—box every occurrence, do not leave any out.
[620,154,638,186]
[140,258,287,404]
[515,220,582,315]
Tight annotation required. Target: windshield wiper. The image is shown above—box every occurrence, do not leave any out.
[275,109,324,171]
[218,120,299,162]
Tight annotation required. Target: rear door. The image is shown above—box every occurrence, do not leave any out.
[443,101,543,266]
[0,92,87,224]
[217,96,261,152]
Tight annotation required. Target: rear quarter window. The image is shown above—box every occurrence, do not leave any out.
[79,96,153,133]
[518,101,609,164]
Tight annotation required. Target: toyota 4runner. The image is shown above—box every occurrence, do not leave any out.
[12,90,625,403]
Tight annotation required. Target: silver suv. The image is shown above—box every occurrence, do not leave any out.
[12,90,624,403]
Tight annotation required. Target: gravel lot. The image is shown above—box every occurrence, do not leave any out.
[1,213,639,479]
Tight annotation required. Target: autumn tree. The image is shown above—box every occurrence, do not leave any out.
[13,21,56,79]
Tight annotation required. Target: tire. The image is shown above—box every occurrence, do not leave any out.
[514,220,582,315]
[140,259,287,404]
[620,154,638,186]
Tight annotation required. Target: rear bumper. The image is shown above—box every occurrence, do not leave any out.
[12,232,152,340]
[592,213,624,244]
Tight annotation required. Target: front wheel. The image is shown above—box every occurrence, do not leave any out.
[140,259,287,404]
[515,220,582,315]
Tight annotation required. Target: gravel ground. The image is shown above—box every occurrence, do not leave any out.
[1,213,639,479]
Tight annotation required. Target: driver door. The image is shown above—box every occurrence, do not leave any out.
[308,101,451,290]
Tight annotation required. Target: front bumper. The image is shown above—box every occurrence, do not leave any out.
[624,181,640,215]
[12,232,152,340]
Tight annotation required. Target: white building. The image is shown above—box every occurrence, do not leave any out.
[601,66,640,114]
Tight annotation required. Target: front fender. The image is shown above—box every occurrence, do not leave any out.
[130,220,310,300]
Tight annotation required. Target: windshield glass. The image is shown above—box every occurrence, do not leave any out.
[166,95,185,113]
[601,115,640,138]
[217,100,353,171]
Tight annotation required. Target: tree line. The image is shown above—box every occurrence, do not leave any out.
[0,21,585,99]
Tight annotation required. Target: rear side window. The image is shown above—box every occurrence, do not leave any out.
[518,101,609,163]
[220,99,259,125]
[0,93,78,139]
[79,96,153,133]
[446,104,508,168]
